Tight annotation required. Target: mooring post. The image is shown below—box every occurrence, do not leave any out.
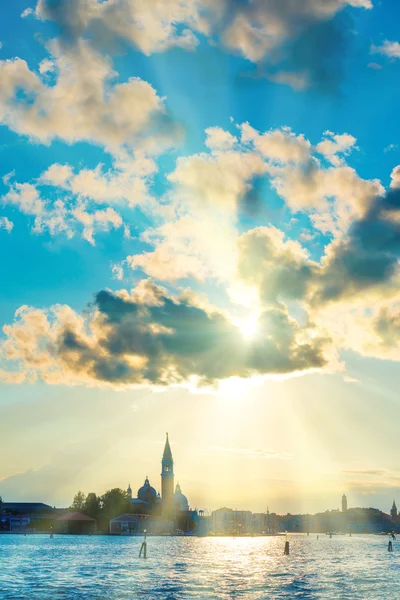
[284,532,289,555]
[388,540,393,552]
[139,528,147,559]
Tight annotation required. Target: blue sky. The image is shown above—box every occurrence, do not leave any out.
[1,0,400,513]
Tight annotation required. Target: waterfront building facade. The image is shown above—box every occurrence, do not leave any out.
[55,512,96,534]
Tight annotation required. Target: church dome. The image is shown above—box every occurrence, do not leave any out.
[137,477,157,503]
[174,483,189,511]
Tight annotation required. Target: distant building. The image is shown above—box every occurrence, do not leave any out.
[161,433,174,519]
[55,512,96,534]
[1,502,53,514]
[1,515,31,532]
[194,510,211,536]
[126,433,192,526]
[342,494,348,513]
[174,483,189,512]
[211,508,252,534]
[0,502,61,533]
[110,513,173,535]
[129,476,162,515]
[391,500,398,521]
[110,514,144,535]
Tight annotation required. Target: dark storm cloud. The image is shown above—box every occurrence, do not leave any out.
[313,187,400,303]
[3,282,331,387]
[63,287,329,384]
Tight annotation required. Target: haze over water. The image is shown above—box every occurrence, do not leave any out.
[1,535,399,599]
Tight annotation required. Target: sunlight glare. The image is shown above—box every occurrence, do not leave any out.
[237,313,259,340]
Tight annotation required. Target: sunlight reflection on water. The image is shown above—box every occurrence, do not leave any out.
[0,534,399,599]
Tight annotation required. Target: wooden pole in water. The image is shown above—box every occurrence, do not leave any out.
[388,540,393,552]
[284,531,290,555]
[139,529,147,559]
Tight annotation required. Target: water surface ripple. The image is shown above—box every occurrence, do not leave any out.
[0,534,399,599]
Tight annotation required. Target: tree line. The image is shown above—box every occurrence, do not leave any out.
[70,488,132,531]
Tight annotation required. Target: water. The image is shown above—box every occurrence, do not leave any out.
[0,534,399,599]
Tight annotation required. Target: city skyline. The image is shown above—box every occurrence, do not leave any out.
[1,424,398,516]
[1,0,400,515]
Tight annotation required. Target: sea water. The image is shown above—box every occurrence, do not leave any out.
[0,534,399,599]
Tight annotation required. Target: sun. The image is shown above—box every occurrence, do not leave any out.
[237,313,259,340]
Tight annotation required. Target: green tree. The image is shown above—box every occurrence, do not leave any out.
[70,491,86,512]
[100,488,131,521]
[83,493,101,520]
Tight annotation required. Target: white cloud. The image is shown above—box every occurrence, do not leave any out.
[2,177,124,244]
[168,147,267,215]
[222,0,372,63]
[266,70,310,91]
[384,143,398,153]
[5,120,400,386]
[127,215,238,282]
[238,225,316,305]
[272,164,383,236]
[315,131,358,167]
[0,216,14,233]
[38,59,55,75]
[240,123,311,164]
[40,154,156,208]
[21,8,34,18]
[124,125,381,290]
[343,375,360,383]
[371,40,400,60]
[31,0,372,92]
[0,40,180,157]
[128,136,268,284]
[205,127,237,151]
[35,0,220,55]
[1,150,159,244]
[0,368,27,384]
[390,165,400,189]
[111,264,124,281]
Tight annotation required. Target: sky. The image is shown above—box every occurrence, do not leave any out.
[1,0,400,515]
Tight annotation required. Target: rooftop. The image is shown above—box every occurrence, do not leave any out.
[56,512,95,522]
[162,432,173,461]
[1,502,53,513]
[111,514,143,522]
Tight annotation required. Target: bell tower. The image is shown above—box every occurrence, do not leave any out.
[161,433,174,519]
